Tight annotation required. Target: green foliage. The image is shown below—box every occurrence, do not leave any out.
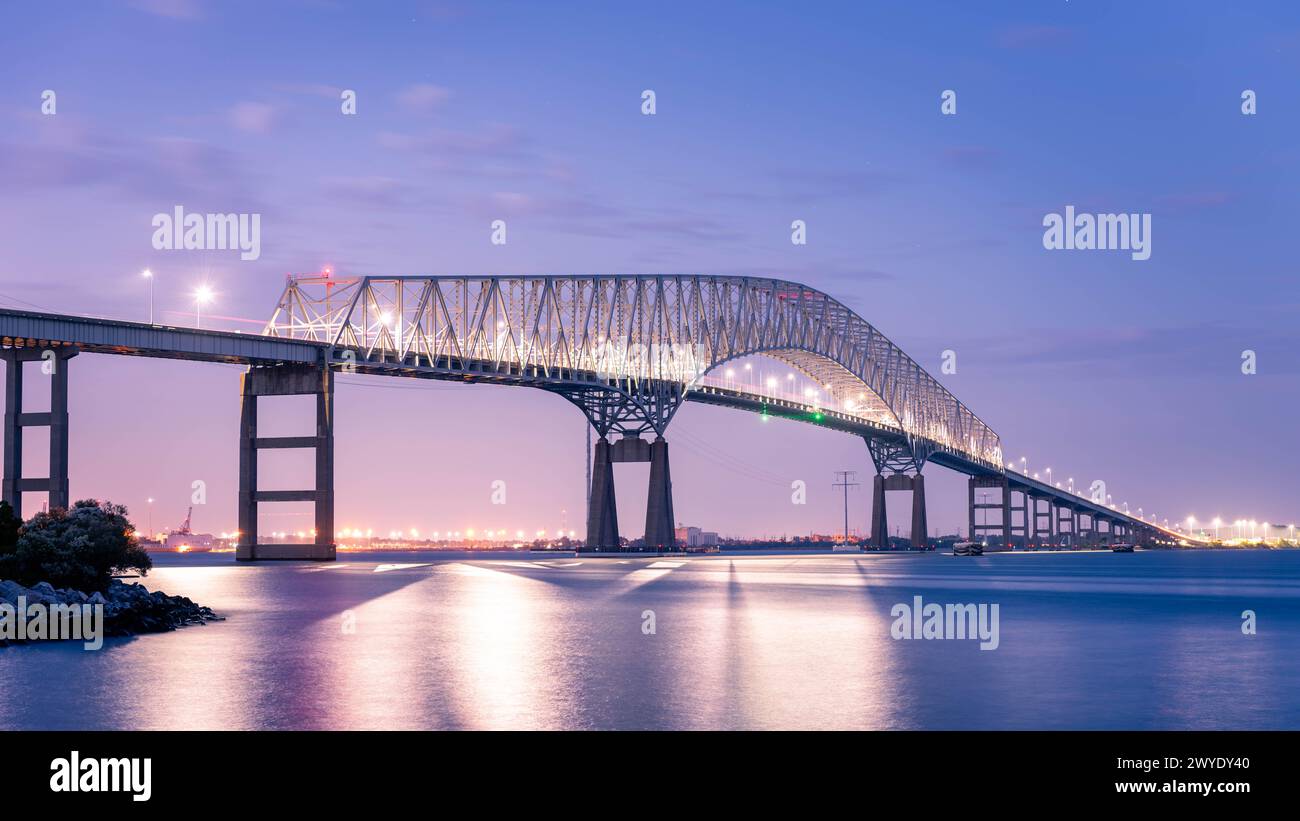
[0,499,151,592]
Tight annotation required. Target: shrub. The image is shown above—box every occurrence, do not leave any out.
[0,499,152,592]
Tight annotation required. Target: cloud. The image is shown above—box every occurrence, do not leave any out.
[688,167,904,206]
[230,102,276,134]
[0,119,262,208]
[942,145,999,168]
[319,176,420,209]
[997,24,1073,49]
[275,83,344,99]
[1155,191,1234,211]
[945,324,1300,377]
[395,83,451,113]
[128,0,202,20]
[376,125,570,180]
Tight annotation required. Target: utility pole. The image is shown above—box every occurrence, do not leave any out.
[832,470,859,543]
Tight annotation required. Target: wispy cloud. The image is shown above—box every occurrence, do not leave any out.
[997,24,1073,49]
[0,118,262,208]
[395,83,451,113]
[128,0,202,20]
[230,101,276,134]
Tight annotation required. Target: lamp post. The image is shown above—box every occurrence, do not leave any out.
[195,285,214,329]
[142,269,154,324]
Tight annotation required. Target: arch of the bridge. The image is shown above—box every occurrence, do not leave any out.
[264,274,1003,469]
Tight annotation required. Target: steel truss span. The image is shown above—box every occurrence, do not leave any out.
[264,274,1003,469]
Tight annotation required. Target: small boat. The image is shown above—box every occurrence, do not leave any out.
[953,540,983,556]
[1111,543,1135,553]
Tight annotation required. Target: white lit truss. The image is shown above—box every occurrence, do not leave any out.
[263,274,1003,469]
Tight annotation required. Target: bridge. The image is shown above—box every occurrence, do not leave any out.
[0,273,1197,558]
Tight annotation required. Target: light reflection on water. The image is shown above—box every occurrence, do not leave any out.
[1,550,1297,730]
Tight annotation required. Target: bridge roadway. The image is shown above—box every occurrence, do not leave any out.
[0,301,1193,557]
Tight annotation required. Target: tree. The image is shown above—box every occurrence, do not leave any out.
[0,499,22,579]
[3,499,151,591]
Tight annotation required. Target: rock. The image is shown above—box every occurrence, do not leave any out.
[2,576,220,643]
[0,579,25,604]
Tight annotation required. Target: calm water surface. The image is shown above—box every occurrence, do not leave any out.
[2,550,1296,730]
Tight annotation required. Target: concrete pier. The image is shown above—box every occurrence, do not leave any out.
[643,437,675,550]
[585,437,619,550]
[236,364,335,561]
[2,347,76,517]
[870,472,927,549]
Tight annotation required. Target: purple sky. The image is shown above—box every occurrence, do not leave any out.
[1,1,1298,540]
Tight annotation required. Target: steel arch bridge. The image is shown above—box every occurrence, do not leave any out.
[0,272,1190,559]
[261,273,1009,552]
[265,274,1004,470]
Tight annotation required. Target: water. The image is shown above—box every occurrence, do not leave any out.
[2,550,1296,730]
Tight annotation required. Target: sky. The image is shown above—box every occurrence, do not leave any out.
[0,0,1297,541]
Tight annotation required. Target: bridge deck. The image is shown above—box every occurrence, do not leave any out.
[0,307,1198,544]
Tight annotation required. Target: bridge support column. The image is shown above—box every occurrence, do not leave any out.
[2,347,76,518]
[865,438,929,550]
[870,472,926,549]
[1056,505,1073,546]
[236,364,335,561]
[561,385,682,553]
[870,474,888,549]
[585,437,620,550]
[1031,496,1053,547]
[910,474,927,549]
[969,475,1006,545]
[643,437,675,550]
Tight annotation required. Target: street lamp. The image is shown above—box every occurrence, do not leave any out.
[146,497,154,539]
[1019,457,1028,475]
[1046,467,1052,485]
[141,269,154,324]
[1068,477,1074,494]
[194,285,214,328]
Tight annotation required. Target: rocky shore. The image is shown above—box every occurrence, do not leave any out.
[0,577,222,645]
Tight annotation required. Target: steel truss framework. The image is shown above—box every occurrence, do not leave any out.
[265,274,1003,467]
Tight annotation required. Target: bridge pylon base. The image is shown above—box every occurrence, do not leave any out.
[2,347,77,518]
[643,438,675,550]
[870,472,927,549]
[235,364,335,562]
[586,437,620,550]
